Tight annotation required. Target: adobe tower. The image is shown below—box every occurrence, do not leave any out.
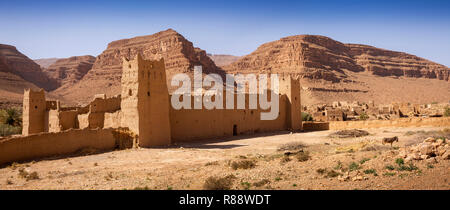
[22,89,47,135]
[120,54,172,147]
[279,74,302,131]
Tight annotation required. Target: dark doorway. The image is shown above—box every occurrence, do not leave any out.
[233,124,238,136]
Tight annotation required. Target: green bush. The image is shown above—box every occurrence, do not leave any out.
[0,123,21,137]
[444,107,450,117]
[301,112,313,121]
[359,112,369,121]
[0,108,22,126]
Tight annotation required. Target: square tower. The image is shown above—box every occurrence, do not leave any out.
[22,89,47,135]
[120,54,172,147]
[279,74,302,131]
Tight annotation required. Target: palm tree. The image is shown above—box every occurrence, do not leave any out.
[0,108,22,126]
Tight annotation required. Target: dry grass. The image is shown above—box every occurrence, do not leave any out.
[277,142,307,151]
[203,175,236,190]
[230,160,256,170]
[329,129,370,138]
[253,179,270,187]
[18,168,39,181]
[295,151,311,162]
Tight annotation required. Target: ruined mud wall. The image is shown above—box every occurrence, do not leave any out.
[302,122,330,131]
[89,95,121,113]
[169,94,290,142]
[329,117,450,130]
[0,129,117,165]
[48,110,79,132]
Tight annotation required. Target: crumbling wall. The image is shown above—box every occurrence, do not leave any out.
[169,93,290,142]
[104,111,121,129]
[89,95,121,113]
[0,129,118,165]
[302,122,330,131]
[48,110,79,132]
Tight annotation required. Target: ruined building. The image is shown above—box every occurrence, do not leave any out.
[20,54,302,147]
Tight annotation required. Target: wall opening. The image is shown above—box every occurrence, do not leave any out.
[128,89,132,96]
[233,124,238,136]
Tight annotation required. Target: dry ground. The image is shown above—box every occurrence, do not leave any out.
[0,126,449,190]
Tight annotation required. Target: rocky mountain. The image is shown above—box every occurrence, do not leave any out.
[223,35,449,82]
[222,35,450,105]
[207,54,241,66]
[52,29,224,104]
[0,44,58,91]
[42,55,95,88]
[34,58,59,68]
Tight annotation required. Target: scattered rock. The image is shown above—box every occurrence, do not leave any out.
[398,137,449,161]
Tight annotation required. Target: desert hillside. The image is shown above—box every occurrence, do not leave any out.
[51,29,224,104]
[0,44,59,107]
[222,35,450,105]
[208,54,241,66]
[1,32,449,107]
[42,55,95,88]
[0,44,58,91]
[34,58,59,68]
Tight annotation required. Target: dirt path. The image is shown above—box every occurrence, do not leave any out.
[0,126,449,190]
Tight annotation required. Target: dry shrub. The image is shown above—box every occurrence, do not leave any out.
[203,175,236,190]
[296,151,310,162]
[280,156,291,164]
[18,168,39,181]
[329,129,370,138]
[113,127,138,149]
[230,160,256,170]
[315,168,341,178]
[277,142,307,151]
[253,179,270,187]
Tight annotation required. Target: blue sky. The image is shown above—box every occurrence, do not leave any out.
[1,0,449,66]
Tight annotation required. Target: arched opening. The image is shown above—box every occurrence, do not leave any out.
[233,125,238,136]
[128,89,132,96]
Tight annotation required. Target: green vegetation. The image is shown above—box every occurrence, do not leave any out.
[359,158,370,165]
[444,107,450,117]
[241,182,251,190]
[398,164,418,171]
[385,165,395,171]
[363,169,377,176]
[383,172,396,177]
[395,158,404,166]
[301,112,313,121]
[253,179,270,187]
[359,112,369,121]
[349,162,360,171]
[0,108,22,137]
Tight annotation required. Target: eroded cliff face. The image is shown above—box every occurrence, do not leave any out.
[347,44,449,81]
[89,28,221,85]
[0,44,58,91]
[43,55,96,87]
[208,54,241,67]
[52,29,223,104]
[223,35,449,83]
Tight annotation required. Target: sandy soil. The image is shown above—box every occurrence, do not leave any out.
[0,126,449,190]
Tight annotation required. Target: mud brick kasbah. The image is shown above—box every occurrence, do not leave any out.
[0,54,302,165]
